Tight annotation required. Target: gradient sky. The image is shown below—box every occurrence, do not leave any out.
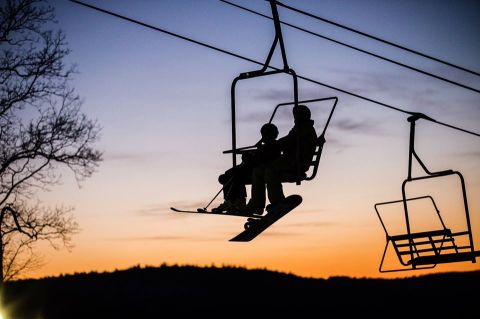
[29,0,480,279]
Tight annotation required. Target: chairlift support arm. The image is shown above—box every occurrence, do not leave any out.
[230,0,299,171]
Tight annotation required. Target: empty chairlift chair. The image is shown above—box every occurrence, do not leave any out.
[374,113,480,272]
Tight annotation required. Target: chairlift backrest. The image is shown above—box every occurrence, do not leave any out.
[305,134,326,181]
[269,97,337,183]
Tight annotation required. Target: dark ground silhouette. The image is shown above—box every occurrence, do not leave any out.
[3,265,478,318]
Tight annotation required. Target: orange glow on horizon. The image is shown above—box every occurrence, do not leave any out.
[13,0,480,282]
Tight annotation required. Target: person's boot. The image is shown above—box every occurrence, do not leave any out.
[242,200,264,216]
[231,198,247,211]
[212,200,234,213]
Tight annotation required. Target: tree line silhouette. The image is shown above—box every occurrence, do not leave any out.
[3,265,478,318]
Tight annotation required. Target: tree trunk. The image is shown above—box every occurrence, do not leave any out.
[0,230,3,285]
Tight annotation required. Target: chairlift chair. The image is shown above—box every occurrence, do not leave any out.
[225,2,337,185]
[193,0,338,214]
[173,0,334,215]
[374,113,480,272]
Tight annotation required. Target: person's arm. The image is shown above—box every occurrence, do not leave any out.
[277,129,294,150]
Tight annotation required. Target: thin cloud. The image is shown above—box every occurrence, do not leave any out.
[104,151,165,163]
[453,151,480,159]
[135,204,169,216]
[254,88,297,102]
[323,136,352,150]
[326,68,408,96]
[286,221,335,228]
[259,231,302,238]
[421,64,480,87]
[134,201,209,217]
[238,111,272,124]
[324,67,479,116]
[254,87,338,104]
[332,118,384,135]
[109,235,221,242]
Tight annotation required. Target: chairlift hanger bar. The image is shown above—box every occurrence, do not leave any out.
[220,0,480,95]
[70,0,480,138]
[261,0,290,72]
[274,0,480,78]
[269,97,338,136]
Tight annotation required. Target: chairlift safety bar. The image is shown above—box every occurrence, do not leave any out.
[269,96,338,136]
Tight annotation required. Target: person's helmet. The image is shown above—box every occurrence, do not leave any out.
[260,123,279,141]
[293,104,311,122]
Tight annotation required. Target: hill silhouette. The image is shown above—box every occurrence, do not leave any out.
[3,264,478,318]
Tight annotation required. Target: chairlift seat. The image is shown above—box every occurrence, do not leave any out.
[374,195,479,272]
[390,228,478,268]
[410,251,480,266]
[230,134,325,184]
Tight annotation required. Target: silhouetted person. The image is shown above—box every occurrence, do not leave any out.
[245,104,317,215]
[213,123,280,213]
[244,123,281,167]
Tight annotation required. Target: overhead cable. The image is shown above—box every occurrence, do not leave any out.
[70,0,480,138]
[275,0,480,78]
[220,0,480,95]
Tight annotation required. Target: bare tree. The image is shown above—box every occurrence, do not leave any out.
[0,0,102,282]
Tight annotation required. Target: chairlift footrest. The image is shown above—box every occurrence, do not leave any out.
[409,251,480,266]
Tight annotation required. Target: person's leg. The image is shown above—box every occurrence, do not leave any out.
[265,158,291,205]
[219,166,245,201]
[219,167,235,202]
[249,164,266,210]
[214,166,246,212]
[231,165,249,207]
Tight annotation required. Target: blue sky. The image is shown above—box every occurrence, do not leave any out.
[30,0,480,278]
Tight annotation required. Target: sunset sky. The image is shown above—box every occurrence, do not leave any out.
[31,0,480,279]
